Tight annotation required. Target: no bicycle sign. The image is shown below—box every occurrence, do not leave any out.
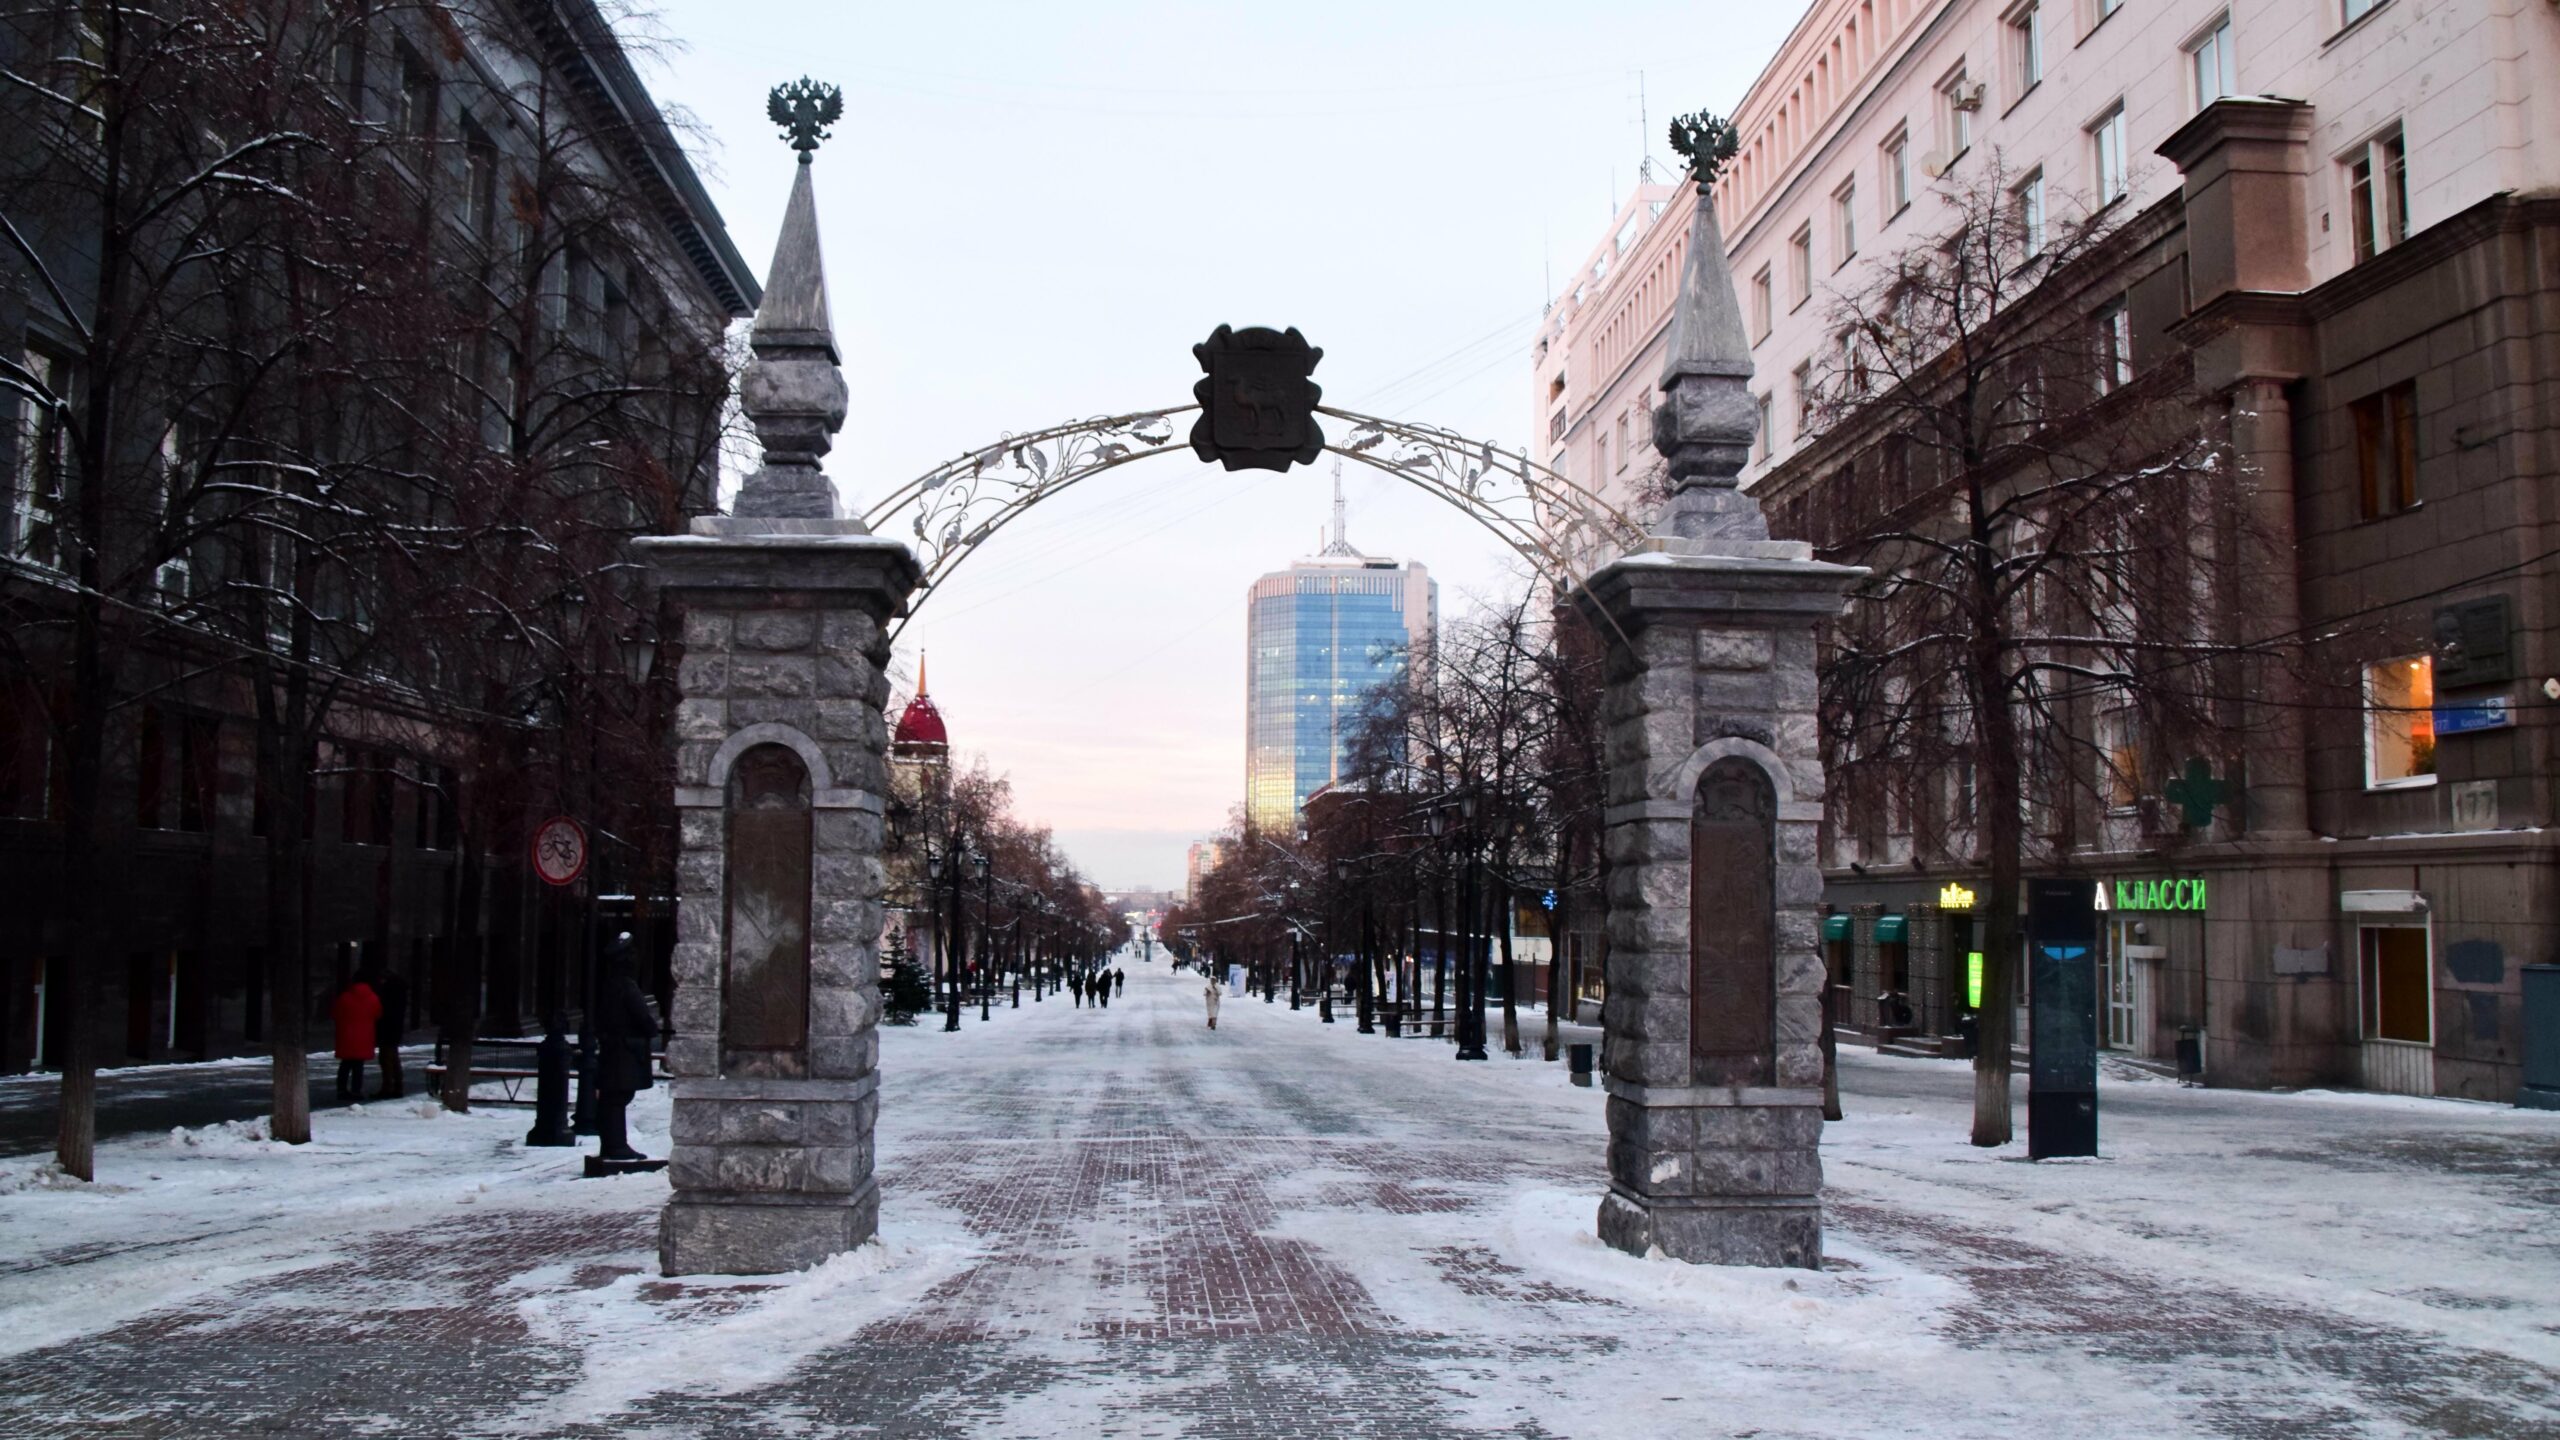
[531,815,589,887]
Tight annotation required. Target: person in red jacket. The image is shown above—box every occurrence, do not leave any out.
[332,974,382,1106]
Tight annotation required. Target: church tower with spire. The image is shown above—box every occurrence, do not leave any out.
[1242,468,1436,830]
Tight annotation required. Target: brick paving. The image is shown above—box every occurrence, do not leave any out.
[1,965,2555,1437]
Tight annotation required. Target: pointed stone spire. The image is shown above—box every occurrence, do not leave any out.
[750,161,838,362]
[1650,178,1767,542]
[733,81,852,523]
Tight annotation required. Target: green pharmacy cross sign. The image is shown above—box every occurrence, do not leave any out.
[2160,756,2234,830]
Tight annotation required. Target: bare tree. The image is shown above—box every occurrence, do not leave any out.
[1768,161,2282,1145]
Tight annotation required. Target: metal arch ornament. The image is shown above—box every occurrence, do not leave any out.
[859,409,1647,643]
[768,78,843,159]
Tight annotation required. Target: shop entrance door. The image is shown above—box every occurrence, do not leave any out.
[2102,920,2156,1056]
[2358,924,2435,1096]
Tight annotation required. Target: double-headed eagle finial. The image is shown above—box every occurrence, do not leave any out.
[1668,110,1740,186]
[768,77,844,162]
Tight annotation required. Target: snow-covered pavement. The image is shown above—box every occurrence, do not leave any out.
[1,960,2554,1437]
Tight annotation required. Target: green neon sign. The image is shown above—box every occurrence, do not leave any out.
[2109,877,2208,912]
[1966,951,1984,1009]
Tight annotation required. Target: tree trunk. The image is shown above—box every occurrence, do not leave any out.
[441,823,487,1113]
[1970,655,2026,1148]
[1821,986,1844,1121]
[1497,876,1520,1054]
[260,710,312,1144]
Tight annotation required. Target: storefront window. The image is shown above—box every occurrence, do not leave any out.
[2364,655,2435,787]
[2358,926,2430,1043]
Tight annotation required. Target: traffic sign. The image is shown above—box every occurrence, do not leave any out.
[531,816,589,887]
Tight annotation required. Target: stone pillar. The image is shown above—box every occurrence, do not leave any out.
[1575,179,1859,1269]
[634,108,921,1276]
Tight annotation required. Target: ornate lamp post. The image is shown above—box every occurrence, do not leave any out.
[972,849,993,1021]
[1455,791,1487,1061]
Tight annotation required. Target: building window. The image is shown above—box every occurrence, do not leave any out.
[1613,411,1630,473]
[1833,180,1857,263]
[2095,708,2140,812]
[2353,379,2418,519]
[2364,655,2436,788]
[1751,266,1774,340]
[2188,15,2236,110]
[2358,926,2430,1043]
[9,348,69,570]
[1940,67,1975,159]
[396,43,436,138]
[2093,299,2131,393]
[2342,0,2385,24]
[1788,225,1814,308]
[1793,361,1816,435]
[1754,392,1773,461]
[461,123,497,242]
[1882,128,1912,217]
[2090,102,2128,201]
[2008,1,2043,94]
[2346,125,2408,264]
[2015,168,2046,255]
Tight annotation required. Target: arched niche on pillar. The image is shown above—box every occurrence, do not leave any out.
[1691,757,1776,1088]
[723,742,813,1079]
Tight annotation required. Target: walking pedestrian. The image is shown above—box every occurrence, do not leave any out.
[1204,977,1221,1031]
[1070,972,1084,1007]
[593,933,660,1163]
[332,972,382,1105]
[372,966,410,1099]
[1114,969,1126,999]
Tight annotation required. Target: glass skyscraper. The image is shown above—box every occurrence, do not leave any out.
[1245,474,1435,831]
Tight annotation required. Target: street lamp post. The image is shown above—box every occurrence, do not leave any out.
[974,850,993,1022]
[1454,793,1488,1062]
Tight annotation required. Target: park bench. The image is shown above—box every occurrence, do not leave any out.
[422,1036,671,1107]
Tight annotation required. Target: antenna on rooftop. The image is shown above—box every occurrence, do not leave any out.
[1637,70,1655,185]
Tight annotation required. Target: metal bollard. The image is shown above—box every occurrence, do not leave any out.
[525,1020,577,1147]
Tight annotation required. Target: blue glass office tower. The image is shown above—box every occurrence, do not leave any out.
[1245,475,1435,830]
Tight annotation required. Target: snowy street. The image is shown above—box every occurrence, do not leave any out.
[2,960,2555,1438]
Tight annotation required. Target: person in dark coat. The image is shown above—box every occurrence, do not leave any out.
[1069,972,1084,1007]
[372,967,410,1099]
[593,933,660,1163]
[1114,969,1125,998]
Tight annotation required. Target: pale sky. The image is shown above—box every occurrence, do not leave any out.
[636,1,1802,888]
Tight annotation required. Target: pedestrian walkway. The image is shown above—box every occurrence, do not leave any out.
[1,959,2554,1437]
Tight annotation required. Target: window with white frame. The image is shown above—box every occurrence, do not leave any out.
[2094,299,2131,393]
[1792,360,1815,434]
[1882,128,1912,217]
[2090,101,2128,201]
[2364,654,2436,787]
[2015,168,2047,255]
[1613,410,1629,473]
[1833,180,1857,263]
[2342,0,2385,24]
[1940,67,1975,158]
[2346,125,2408,264]
[8,348,67,570]
[2007,1,2043,94]
[1753,392,1773,461]
[1789,225,1814,307]
[2188,15,2236,110]
[1751,266,1774,340]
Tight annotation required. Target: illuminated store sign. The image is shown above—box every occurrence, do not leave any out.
[2094,877,2208,912]
[1966,951,1985,1009]
[1938,883,1977,910]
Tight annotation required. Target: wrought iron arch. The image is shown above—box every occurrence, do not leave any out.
[860,405,1648,641]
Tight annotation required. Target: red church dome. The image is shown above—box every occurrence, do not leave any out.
[891,655,949,754]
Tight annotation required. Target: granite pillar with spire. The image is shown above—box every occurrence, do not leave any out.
[634,79,921,1276]
[1573,161,1863,1269]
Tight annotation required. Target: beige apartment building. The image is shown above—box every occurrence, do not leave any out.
[1536,0,2560,1101]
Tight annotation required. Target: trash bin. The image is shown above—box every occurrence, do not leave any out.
[2176,1025,2205,1084]
[2522,965,2560,1110]
[1567,1042,1595,1087]
[1954,1013,1980,1060]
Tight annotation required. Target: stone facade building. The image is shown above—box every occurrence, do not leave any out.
[1536,0,2560,1101]
[0,0,753,1076]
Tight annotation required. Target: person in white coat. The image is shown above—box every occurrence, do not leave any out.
[1204,979,1222,1031]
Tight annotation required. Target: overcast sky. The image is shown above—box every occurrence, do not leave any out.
[635,1,1801,889]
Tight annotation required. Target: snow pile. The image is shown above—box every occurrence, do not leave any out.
[164,1116,277,1152]
[0,1158,90,1196]
[500,1203,979,1434]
